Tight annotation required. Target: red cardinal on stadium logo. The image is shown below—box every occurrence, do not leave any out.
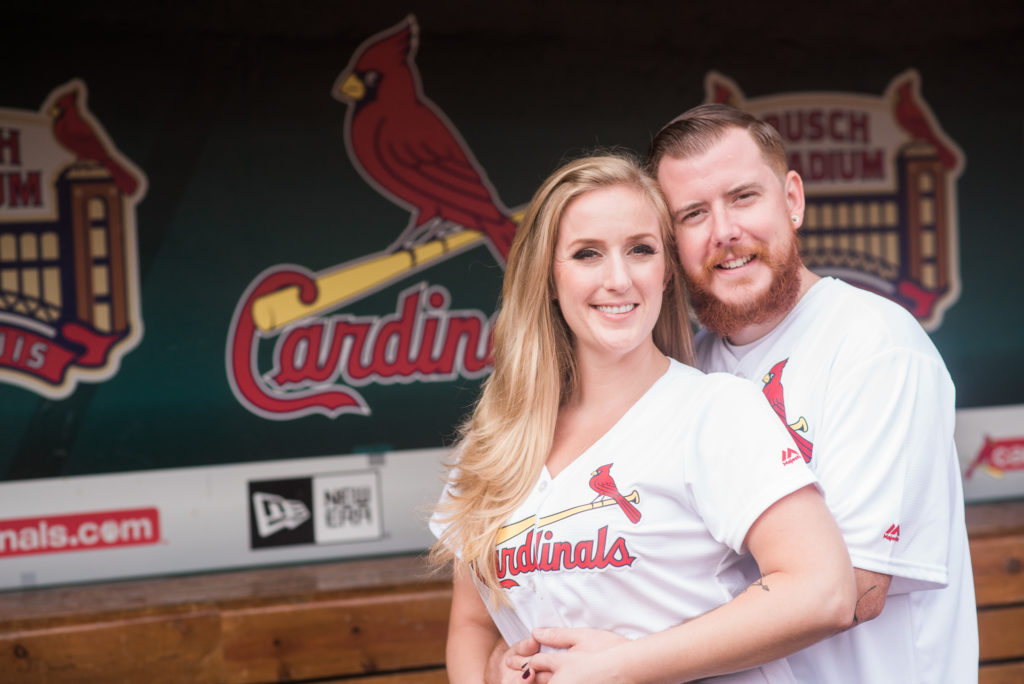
[50,87,139,196]
[762,359,813,463]
[589,464,642,524]
[332,15,518,265]
[892,77,959,171]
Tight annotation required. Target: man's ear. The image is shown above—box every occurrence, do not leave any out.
[785,170,805,229]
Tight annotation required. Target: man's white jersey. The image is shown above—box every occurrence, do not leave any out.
[696,277,978,683]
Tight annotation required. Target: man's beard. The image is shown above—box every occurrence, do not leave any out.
[683,232,803,340]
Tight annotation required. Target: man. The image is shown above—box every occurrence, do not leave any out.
[489,105,978,682]
[643,103,977,682]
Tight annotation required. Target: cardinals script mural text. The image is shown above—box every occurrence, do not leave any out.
[228,16,520,421]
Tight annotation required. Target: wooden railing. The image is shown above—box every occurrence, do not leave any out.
[0,500,1021,683]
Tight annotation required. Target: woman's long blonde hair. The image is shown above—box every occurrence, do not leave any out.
[431,152,694,602]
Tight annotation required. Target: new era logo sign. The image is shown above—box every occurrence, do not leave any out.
[252,492,310,538]
[248,478,314,549]
[884,524,901,541]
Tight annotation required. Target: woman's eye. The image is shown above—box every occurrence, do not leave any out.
[630,244,657,256]
[572,248,600,260]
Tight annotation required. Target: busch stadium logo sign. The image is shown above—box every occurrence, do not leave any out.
[227,15,514,420]
[706,70,964,330]
[0,80,146,398]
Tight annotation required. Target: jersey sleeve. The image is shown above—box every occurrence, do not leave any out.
[685,375,820,553]
[816,347,956,591]
[428,483,452,543]
[428,461,463,553]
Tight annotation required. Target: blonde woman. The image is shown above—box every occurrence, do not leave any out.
[431,153,855,683]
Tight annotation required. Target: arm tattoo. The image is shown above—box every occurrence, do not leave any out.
[750,575,770,592]
[852,584,879,625]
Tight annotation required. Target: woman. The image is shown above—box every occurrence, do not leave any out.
[431,153,854,683]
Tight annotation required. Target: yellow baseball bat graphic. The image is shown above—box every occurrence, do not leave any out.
[251,229,485,332]
[496,490,640,545]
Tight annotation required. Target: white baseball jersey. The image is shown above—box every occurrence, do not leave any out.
[434,359,819,683]
[696,277,978,683]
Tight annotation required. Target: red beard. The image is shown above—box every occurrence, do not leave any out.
[683,232,803,340]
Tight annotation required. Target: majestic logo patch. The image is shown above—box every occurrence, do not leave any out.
[227,15,516,420]
[0,80,146,397]
[707,70,963,331]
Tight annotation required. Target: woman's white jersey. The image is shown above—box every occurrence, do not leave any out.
[435,359,820,682]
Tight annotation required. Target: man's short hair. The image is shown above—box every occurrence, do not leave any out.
[647,104,789,178]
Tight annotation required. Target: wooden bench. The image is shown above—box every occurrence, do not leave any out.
[0,555,452,683]
[0,500,1021,683]
[969,500,1024,684]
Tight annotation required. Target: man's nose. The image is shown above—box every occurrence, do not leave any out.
[709,206,741,247]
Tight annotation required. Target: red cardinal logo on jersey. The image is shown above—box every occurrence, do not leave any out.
[761,359,813,463]
[588,464,642,524]
[50,87,140,196]
[332,15,518,265]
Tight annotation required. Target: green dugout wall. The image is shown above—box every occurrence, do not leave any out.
[0,1,1021,588]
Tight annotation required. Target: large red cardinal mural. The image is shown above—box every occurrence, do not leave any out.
[50,86,140,196]
[332,15,518,265]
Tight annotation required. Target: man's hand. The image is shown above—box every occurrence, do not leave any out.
[533,627,629,652]
[507,628,629,683]
[852,568,891,625]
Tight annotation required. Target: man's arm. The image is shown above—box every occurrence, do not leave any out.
[852,568,891,625]
[500,564,894,678]
[523,485,856,683]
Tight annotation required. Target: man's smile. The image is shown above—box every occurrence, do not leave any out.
[716,255,755,271]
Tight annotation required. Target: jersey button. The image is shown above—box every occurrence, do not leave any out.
[538,481,548,492]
